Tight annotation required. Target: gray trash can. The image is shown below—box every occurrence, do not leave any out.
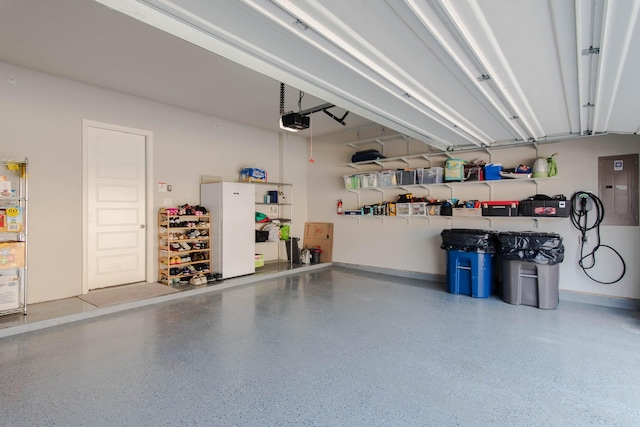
[309,248,323,264]
[498,232,563,309]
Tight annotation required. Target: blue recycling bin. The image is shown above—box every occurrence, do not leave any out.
[441,229,497,298]
[446,249,494,298]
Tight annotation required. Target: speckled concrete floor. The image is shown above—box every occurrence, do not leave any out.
[1,267,639,426]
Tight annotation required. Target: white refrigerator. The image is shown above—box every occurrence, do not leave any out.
[200,182,255,279]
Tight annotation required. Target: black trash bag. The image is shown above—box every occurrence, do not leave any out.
[440,228,498,253]
[497,232,564,265]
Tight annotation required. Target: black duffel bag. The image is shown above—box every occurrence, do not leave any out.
[351,149,385,163]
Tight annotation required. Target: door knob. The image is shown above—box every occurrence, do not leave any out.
[140,224,146,229]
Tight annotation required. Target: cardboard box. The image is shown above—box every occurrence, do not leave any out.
[303,222,333,263]
[452,208,482,217]
[0,269,20,311]
[0,242,25,270]
[0,207,23,232]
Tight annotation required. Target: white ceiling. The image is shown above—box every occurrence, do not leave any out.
[0,0,371,137]
[2,0,640,150]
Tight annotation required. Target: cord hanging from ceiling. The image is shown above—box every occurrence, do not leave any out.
[308,113,315,163]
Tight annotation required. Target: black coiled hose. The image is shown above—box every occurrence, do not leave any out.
[570,191,626,284]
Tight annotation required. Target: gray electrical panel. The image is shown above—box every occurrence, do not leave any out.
[598,154,638,226]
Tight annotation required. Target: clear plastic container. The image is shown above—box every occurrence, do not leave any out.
[417,167,444,184]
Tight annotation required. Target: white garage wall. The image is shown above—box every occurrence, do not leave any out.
[1,58,637,304]
[0,61,308,303]
[310,128,640,301]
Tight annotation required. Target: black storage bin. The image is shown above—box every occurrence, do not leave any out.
[519,199,569,217]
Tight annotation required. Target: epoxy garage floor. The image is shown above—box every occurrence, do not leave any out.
[1,267,639,426]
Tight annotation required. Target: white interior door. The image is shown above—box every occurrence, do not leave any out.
[87,126,147,290]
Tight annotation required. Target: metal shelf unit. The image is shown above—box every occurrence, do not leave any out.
[253,181,293,265]
[0,157,28,316]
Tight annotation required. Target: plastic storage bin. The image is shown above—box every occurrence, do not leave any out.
[359,172,378,188]
[502,260,559,309]
[343,174,360,190]
[417,167,444,184]
[426,204,441,216]
[396,203,411,216]
[378,170,397,187]
[396,169,417,186]
[410,202,426,216]
[446,249,494,298]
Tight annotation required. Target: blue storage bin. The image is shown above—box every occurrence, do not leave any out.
[446,249,494,298]
[484,164,503,180]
